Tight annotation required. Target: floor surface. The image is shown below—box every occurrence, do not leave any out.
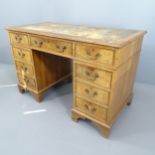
[0,64,155,155]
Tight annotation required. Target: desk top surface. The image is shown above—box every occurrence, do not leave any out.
[7,22,146,48]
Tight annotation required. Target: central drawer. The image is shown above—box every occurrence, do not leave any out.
[15,61,34,77]
[75,63,112,89]
[30,36,73,57]
[75,80,109,106]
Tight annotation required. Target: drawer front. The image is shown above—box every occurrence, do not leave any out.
[15,61,34,77]
[76,63,112,89]
[30,36,52,50]
[75,44,114,65]
[30,36,73,56]
[75,97,107,121]
[54,40,73,56]
[10,33,29,45]
[13,48,32,64]
[17,74,37,90]
[76,80,109,106]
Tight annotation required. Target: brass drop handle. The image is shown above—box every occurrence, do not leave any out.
[91,107,96,113]
[93,91,98,96]
[20,63,28,72]
[18,50,25,58]
[95,52,101,58]
[20,65,23,70]
[56,44,67,53]
[21,53,25,58]
[84,104,89,110]
[85,70,91,76]
[34,40,43,47]
[92,72,99,79]
[84,104,96,113]
[24,77,29,83]
[15,35,22,43]
[56,45,60,49]
[85,88,90,94]
[18,51,21,56]
[85,88,98,97]
[20,65,27,72]
[23,66,27,72]
[85,69,99,81]
[86,49,101,60]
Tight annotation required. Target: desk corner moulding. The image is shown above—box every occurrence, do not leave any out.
[7,22,147,138]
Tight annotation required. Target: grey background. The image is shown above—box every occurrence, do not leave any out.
[0,0,155,84]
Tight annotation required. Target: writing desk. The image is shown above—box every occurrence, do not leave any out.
[7,23,146,137]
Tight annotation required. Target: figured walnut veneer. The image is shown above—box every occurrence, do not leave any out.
[7,23,146,137]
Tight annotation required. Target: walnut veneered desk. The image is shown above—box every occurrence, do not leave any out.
[7,23,146,137]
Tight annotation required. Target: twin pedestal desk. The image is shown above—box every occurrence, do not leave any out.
[7,23,146,137]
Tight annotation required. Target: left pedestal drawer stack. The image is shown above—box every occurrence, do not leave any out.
[9,32,39,99]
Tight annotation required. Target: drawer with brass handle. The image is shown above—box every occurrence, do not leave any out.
[54,41,73,56]
[13,48,32,64]
[76,80,109,106]
[30,36,73,56]
[75,63,112,89]
[55,44,67,53]
[9,33,29,45]
[75,43,114,65]
[15,61,34,76]
[17,74,37,90]
[75,97,107,121]
[33,40,43,48]
[30,36,51,49]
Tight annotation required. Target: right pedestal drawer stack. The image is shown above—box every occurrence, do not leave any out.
[72,37,144,137]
